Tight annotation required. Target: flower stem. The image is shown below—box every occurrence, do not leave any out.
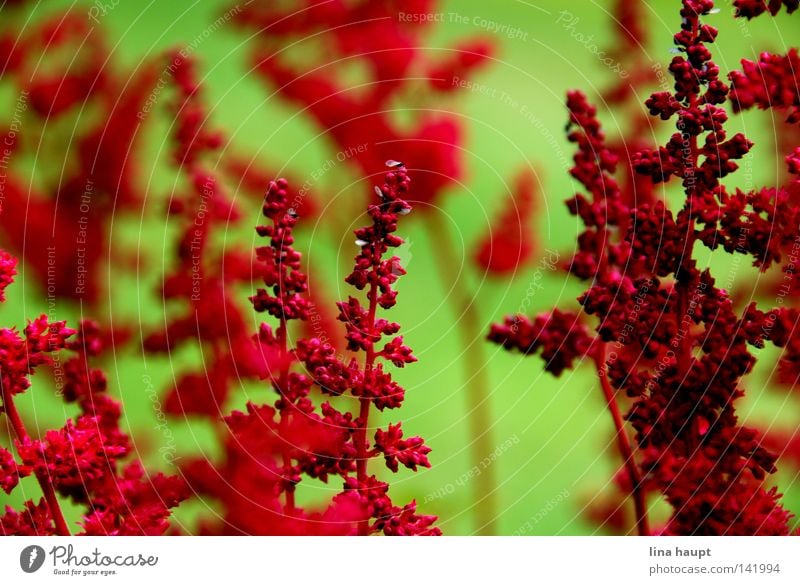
[275,319,296,513]
[424,212,497,535]
[593,349,649,536]
[1,383,71,536]
[355,276,379,536]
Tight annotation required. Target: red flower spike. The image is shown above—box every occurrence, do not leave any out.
[79,463,191,536]
[16,416,130,501]
[491,0,795,536]
[179,166,437,535]
[143,52,256,420]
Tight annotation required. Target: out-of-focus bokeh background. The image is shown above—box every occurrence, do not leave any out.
[2,0,799,535]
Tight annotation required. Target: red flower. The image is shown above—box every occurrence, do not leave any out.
[491,0,795,536]
[0,447,28,494]
[730,49,800,123]
[0,254,187,535]
[489,310,593,377]
[374,423,432,472]
[16,416,129,501]
[179,164,438,535]
[0,251,16,302]
[733,0,799,18]
[1,500,54,536]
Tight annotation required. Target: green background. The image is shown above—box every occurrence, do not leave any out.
[2,0,800,535]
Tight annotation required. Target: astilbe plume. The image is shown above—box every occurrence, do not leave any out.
[554,2,662,526]
[228,0,516,532]
[0,253,188,535]
[182,163,438,535]
[490,0,798,535]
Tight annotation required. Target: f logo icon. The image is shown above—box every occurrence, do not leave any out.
[20,545,46,573]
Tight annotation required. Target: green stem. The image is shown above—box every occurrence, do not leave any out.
[424,212,498,535]
[355,277,379,536]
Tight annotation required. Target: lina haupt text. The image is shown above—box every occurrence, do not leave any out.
[650,547,712,560]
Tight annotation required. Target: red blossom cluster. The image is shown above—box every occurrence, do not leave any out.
[226,0,533,533]
[6,0,797,539]
[0,253,187,535]
[183,164,438,535]
[734,0,799,18]
[730,48,800,123]
[491,0,799,535]
[0,8,160,304]
[0,0,538,535]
